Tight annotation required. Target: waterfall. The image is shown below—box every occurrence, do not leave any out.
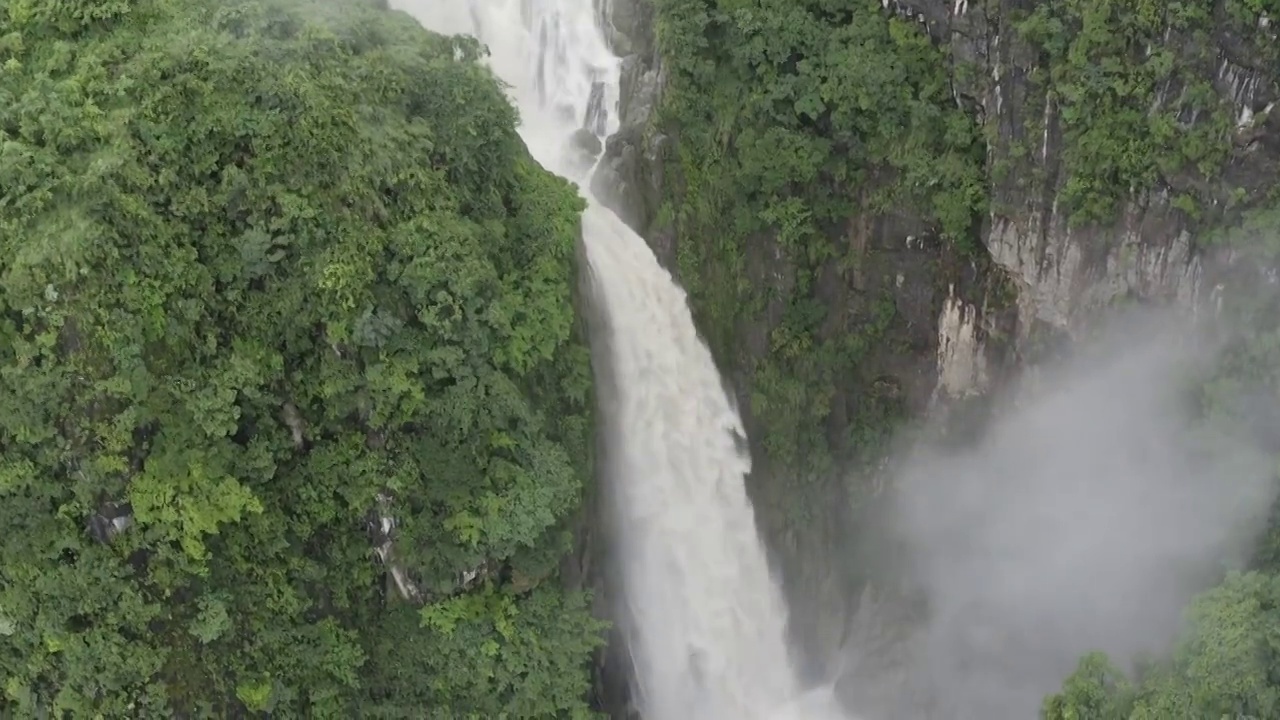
[397,2,846,717]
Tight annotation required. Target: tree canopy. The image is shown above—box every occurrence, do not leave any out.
[1042,569,1280,720]
[0,0,602,716]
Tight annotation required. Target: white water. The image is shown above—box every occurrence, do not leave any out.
[397,1,844,717]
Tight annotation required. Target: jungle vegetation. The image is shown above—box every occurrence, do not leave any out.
[651,0,989,487]
[6,0,1280,716]
[644,0,1280,716]
[0,0,602,715]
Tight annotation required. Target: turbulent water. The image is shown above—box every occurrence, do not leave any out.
[398,1,843,717]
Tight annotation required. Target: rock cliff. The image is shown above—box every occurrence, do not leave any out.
[587,0,1280,713]
[914,0,1280,332]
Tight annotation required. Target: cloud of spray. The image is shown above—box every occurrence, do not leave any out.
[850,308,1278,719]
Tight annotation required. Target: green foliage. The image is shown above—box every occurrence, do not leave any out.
[1042,652,1134,720]
[1043,572,1280,720]
[1014,0,1264,224]
[0,0,601,715]
[652,0,986,481]
[363,587,606,719]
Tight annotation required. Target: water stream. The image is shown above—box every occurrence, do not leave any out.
[398,1,847,717]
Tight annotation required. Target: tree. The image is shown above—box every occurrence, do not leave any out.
[1043,571,1280,720]
[0,0,603,715]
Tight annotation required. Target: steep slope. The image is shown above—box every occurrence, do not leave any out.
[919,0,1280,328]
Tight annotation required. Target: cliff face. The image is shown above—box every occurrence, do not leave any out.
[588,0,1280,710]
[914,0,1280,332]
[595,0,1017,677]
[599,0,1280,345]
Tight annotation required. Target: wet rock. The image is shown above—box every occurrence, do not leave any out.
[585,81,609,136]
[617,54,661,128]
[590,126,670,246]
[566,128,604,177]
[596,0,654,57]
[589,0,666,240]
[86,500,133,544]
[572,127,603,157]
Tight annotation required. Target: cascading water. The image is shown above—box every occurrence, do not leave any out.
[398,1,847,717]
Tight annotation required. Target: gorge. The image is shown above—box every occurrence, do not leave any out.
[4,0,1280,717]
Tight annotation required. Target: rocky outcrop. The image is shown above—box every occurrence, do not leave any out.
[935,285,994,399]
[590,0,670,249]
[915,0,1280,335]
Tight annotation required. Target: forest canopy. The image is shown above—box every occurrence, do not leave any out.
[0,0,603,716]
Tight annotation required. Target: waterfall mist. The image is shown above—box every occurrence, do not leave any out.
[843,309,1279,719]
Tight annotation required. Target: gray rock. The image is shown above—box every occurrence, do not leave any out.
[572,127,603,157]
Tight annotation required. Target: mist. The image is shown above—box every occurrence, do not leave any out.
[842,309,1279,719]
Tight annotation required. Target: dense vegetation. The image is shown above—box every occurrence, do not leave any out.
[1014,0,1280,223]
[5,0,1279,713]
[0,0,603,716]
[650,0,988,485]
[642,0,1280,714]
[645,0,1280,489]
